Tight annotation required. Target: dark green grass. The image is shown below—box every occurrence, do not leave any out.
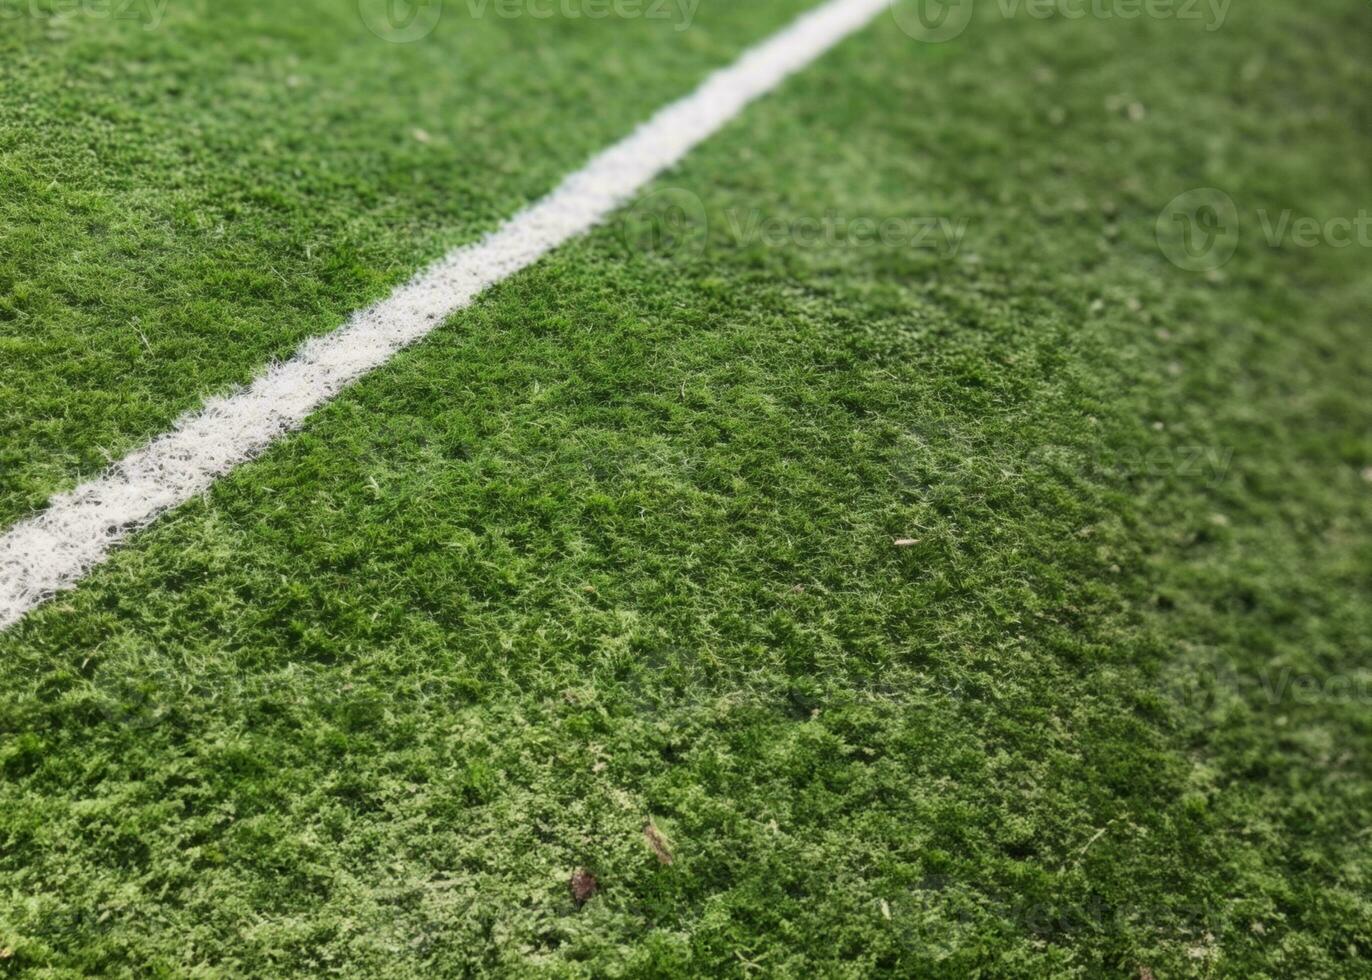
[2,0,1371,976]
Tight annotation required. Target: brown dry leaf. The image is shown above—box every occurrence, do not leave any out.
[643,821,674,865]
[1137,968,1154,980]
[569,868,598,907]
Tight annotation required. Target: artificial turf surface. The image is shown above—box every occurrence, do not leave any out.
[2,0,1371,975]
[0,0,819,529]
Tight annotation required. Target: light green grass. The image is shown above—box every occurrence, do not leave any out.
[2,0,1371,976]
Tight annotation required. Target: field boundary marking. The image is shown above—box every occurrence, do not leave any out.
[0,0,891,630]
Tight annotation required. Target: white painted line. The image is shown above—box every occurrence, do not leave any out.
[0,0,889,631]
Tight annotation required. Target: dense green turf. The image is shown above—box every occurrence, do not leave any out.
[0,0,816,528]
[2,0,1370,976]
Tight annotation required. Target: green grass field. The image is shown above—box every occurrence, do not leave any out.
[2,0,1370,975]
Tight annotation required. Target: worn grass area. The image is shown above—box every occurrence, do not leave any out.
[2,0,1371,976]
